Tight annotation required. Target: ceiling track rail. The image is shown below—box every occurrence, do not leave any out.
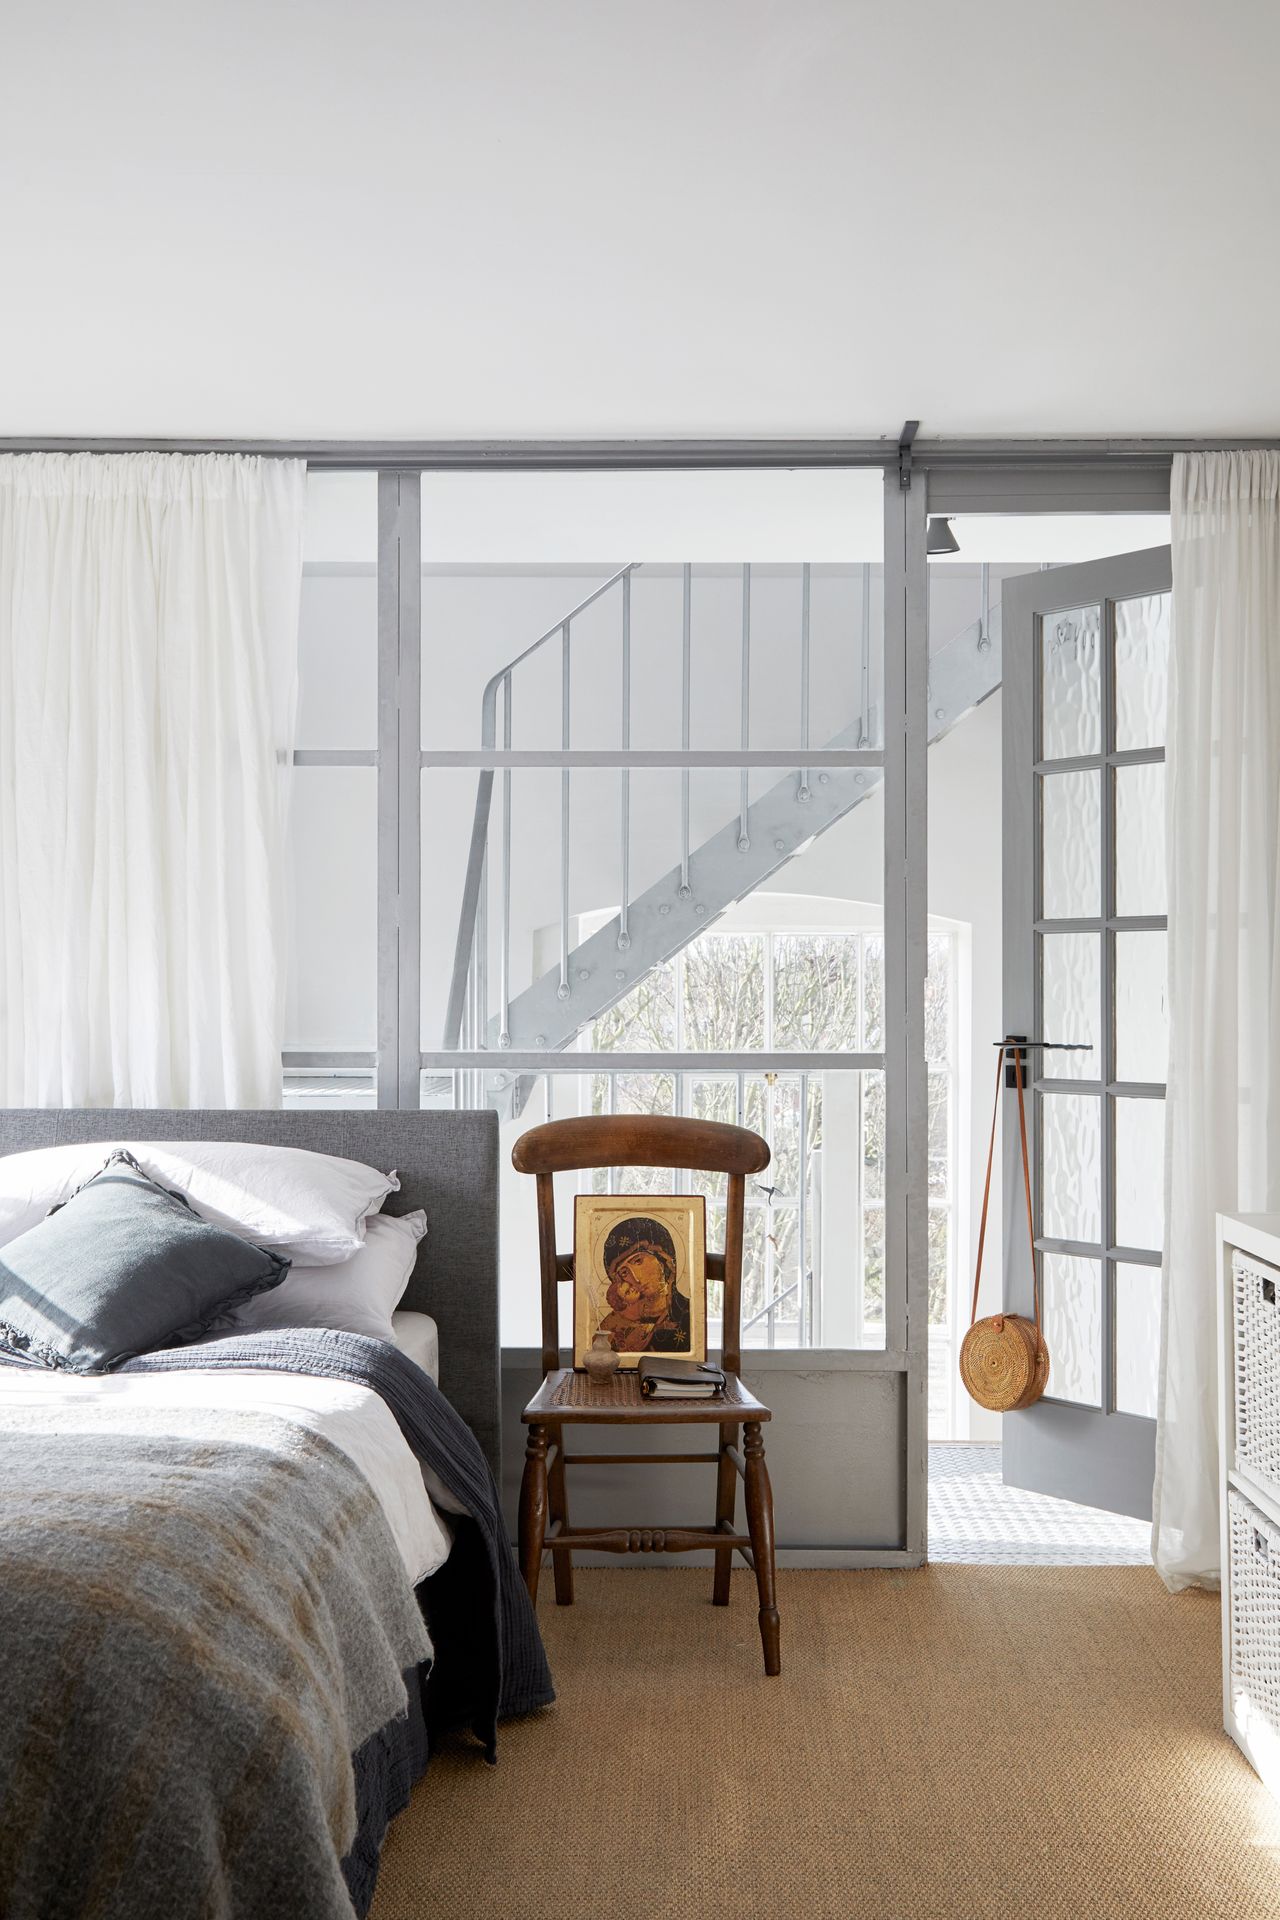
[0,434,1274,471]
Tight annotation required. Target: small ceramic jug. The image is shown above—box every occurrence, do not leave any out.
[583,1331,620,1382]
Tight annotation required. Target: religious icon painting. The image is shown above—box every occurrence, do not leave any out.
[572,1194,708,1369]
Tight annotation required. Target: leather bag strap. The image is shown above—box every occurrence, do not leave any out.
[969,1041,1041,1335]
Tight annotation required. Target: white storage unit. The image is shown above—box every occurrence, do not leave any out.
[1219,1213,1280,1797]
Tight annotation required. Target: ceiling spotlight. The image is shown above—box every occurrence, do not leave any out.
[926,516,960,556]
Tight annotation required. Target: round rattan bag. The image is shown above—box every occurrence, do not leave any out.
[960,1312,1049,1412]
[960,1044,1051,1415]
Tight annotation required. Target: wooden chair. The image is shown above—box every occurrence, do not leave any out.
[512,1113,780,1677]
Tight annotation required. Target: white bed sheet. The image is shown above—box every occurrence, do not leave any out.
[390,1308,439,1381]
[0,1362,452,1587]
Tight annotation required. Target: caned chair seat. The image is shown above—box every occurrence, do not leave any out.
[511,1113,780,1677]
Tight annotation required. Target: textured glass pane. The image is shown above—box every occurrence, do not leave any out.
[1115,1097,1165,1253]
[1041,771,1101,920]
[682,935,765,1049]
[1116,1262,1161,1418]
[297,574,377,750]
[1115,761,1167,918]
[1115,932,1169,1084]
[1041,932,1101,1078]
[1115,593,1171,751]
[761,1075,802,1199]
[771,934,860,1050]
[741,1208,768,1330]
[1042,1254,1102,1406]
[927,1073,949,1198]
[925,938,953,1066]
[1041,604,1101,759]
[862,936,884,1050]
[1041,1092,1101,1245]
[928,1209,949,1327]
[286,769,376,1049]
[862,1070,885,1202]
[862,1205,885,1330]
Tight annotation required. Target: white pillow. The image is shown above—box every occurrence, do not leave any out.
[209,1210,427,1342]
[0,1141,399,1266]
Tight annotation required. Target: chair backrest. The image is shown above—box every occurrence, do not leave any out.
[511,1114,771,1377]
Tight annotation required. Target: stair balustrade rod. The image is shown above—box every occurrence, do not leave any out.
[739,563,751,851]
[500,672,512,1046]
[477,842,488,1084]
[860,562,872,747]
[799,563,811,804]
[559,622,571,1002]
[680,563,692,898]
[619,573,631,951]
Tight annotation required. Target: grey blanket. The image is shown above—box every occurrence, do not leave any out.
[0,1330,553,1920]
[0,1401,433,1920]
[123,1329,556,1740]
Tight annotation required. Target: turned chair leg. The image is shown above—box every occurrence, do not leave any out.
[742,1421,781,1676]
[713,1420,738,1605]
[519,1424,549,1605]
[548,1435,574,1605]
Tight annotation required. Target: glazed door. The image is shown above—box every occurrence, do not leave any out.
[1001,547,1171,1519]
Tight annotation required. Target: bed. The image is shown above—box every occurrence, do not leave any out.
[0,1107,552,1920]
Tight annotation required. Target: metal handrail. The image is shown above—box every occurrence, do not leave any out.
[742,1277,801,1334]
[476,561,640,749]
[444,562,641,1047]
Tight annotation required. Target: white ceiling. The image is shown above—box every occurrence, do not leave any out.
[4,0,1278,441]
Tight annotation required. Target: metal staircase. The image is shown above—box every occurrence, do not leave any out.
[444,563,1002,1114]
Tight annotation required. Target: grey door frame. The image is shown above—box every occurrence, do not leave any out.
[1001,545,1171,1520]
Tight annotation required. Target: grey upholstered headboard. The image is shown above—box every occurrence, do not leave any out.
[0,1108,502,1476]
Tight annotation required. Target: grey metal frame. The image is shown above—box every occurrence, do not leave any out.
[884,470,931,1562]
[281,455,927,1557]
[1001,545,1171,1521]
[202,433,1180,1560]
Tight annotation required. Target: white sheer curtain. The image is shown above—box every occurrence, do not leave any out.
[0,452,306,1108]
[1153,449,1280,1590]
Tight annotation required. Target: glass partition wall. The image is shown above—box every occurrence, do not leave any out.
[286,462,930,1550]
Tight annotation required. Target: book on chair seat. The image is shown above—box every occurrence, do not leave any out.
[637,1357,727,1399]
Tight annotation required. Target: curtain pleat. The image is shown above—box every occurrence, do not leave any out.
[1153,449,1280,1589]
[0,451,306,1108]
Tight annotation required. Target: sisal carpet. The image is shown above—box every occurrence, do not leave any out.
[370,1567,1280,1920]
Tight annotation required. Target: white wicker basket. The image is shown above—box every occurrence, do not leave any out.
[1233,1251,1280,1491]
[1228,1489,1280,1738]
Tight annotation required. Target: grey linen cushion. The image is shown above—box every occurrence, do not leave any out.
[0,1151,289,1372]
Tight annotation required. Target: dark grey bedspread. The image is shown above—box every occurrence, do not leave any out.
[0,1328,552,1919]
[123,1328,555,1746]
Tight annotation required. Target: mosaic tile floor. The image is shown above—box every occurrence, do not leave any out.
[928,1444,1151,1564]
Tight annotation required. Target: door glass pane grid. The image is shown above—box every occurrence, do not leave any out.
[1035,590,1168,1414]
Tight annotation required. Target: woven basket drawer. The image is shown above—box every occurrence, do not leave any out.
[1228,1489,1280,1739]
[1233,1251,1280,1492]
